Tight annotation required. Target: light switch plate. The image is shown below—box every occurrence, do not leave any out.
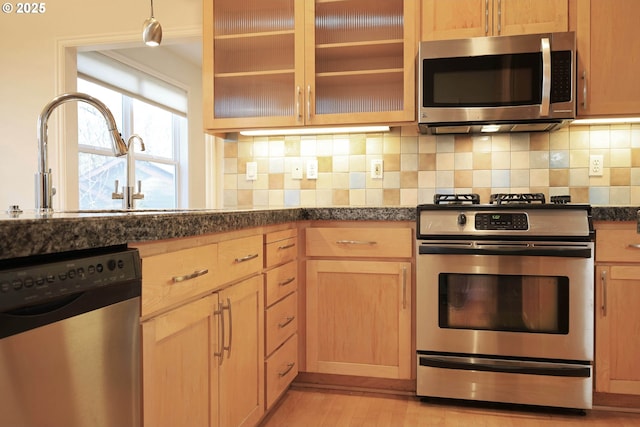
[291,160,303,180]
[307,159,318,180]
[371,159,383,179]
[246,161,258,181]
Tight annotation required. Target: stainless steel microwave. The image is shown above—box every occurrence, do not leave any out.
[418,32,576,134]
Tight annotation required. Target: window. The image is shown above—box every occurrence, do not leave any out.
[76,53,187,210]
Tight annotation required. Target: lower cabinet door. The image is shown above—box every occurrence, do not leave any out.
[218,275,265,427]
[142,295,218,427]
[306,260,412,379]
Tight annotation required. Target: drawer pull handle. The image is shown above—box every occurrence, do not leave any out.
[278,243,296,250]
[336,240,377,245]
[279,277,295,287]
[279,362,295,377]
[627,244,640,249]
[235,253,259,263]
[278,316,295,328]
[172,269,209,283]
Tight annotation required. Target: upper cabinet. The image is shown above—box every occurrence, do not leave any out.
[421,0,569,40]
[574,0,640,117]
[203,0,418,132]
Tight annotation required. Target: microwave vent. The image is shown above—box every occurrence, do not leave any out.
[510,123,557,132]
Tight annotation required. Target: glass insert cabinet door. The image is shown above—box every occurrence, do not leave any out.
[203,0,417,131]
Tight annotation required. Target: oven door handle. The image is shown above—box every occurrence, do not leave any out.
[419,355,591,378]
[418,245,592,258]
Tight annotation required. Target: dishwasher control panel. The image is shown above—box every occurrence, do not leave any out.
[0,248,141,311]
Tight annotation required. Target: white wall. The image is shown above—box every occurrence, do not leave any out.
[0,0,203,212]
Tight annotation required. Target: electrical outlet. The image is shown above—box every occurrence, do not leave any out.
[589,155,604,177]
[246,161,258,181]
[306,159,318,179]
[291,160,303,180]
[371,159,383,179]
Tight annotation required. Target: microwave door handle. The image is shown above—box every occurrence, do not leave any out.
[540,37,551,116]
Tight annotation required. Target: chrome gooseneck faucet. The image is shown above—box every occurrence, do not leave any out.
[36,92,128,213]
[112,134,146,209]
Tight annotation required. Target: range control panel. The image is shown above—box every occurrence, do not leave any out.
[0,249,141,312]
[475,212,529,230]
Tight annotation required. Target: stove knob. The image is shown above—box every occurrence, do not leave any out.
[457,213,467,225]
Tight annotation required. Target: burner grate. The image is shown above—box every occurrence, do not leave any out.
[550,195,571,204]
[490,193,546,204]
[434,194,480,205]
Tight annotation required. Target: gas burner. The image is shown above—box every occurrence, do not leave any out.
[434,194,480,205]
[550,195,571,204]
[489,193,546,205]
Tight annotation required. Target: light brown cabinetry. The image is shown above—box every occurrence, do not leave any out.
[574,0,640,117]
[203,0,418,131]
[263,229,299,409]
[305,226,412,379]
[594,223,640,401]
[421,0,568,40]
[136,234,264,427]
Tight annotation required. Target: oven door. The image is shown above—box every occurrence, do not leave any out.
[416,241,594,362]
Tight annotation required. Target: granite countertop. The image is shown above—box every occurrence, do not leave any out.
[0,206,634,260]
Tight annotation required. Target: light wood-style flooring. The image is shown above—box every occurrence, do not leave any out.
[259,388,640,427]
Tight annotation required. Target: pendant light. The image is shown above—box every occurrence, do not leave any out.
[142,0,162,47]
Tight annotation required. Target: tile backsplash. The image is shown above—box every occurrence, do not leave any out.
[222,124,640,208]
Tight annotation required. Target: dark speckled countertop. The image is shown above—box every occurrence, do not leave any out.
[0,206,634,260]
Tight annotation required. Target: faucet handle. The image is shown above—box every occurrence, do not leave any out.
[133,180,145,200]
[112,179,124,199]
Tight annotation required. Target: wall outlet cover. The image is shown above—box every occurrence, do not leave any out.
[589,155,604,177]
[307,159,318,179]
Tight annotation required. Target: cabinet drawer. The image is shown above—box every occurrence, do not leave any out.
[218,235,263,284]
[265,234,297,269]
[141,244,218,317]
[306,227,412,258]
[265,261,298,307]
[265,292,297,356]
[265,334,298,410]
[596,228,640,263]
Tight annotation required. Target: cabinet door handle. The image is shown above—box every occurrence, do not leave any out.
[307,85,312,122]
[335,240,377,245]
[497,0,502,35]
[278,362,295,377]
[279,277,295,287]
[172,268,209,283]
[600,270,607,317]
[581,70,588,110]
[278,316,295,329]
[234,253,259,263]
[402,266,407,310]
[627,244,640,249]
[278,243,296,250]
[223,298,233,358]
[484,0,489,35]
[296,85,302,121]
[214,302,225,366]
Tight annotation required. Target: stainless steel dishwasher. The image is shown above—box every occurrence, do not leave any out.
[0,245,142,427]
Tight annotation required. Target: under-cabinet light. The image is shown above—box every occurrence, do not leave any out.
[239,126,390,137]
[480,124,501,133]
[572,117,640,125]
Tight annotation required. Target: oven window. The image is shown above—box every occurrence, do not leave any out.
[438,273,569,334]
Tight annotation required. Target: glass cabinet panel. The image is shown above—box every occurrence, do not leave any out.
[212,0,297,119]
[311,0,406,118]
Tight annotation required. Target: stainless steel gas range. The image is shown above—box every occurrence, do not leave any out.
[416,193,594,410]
